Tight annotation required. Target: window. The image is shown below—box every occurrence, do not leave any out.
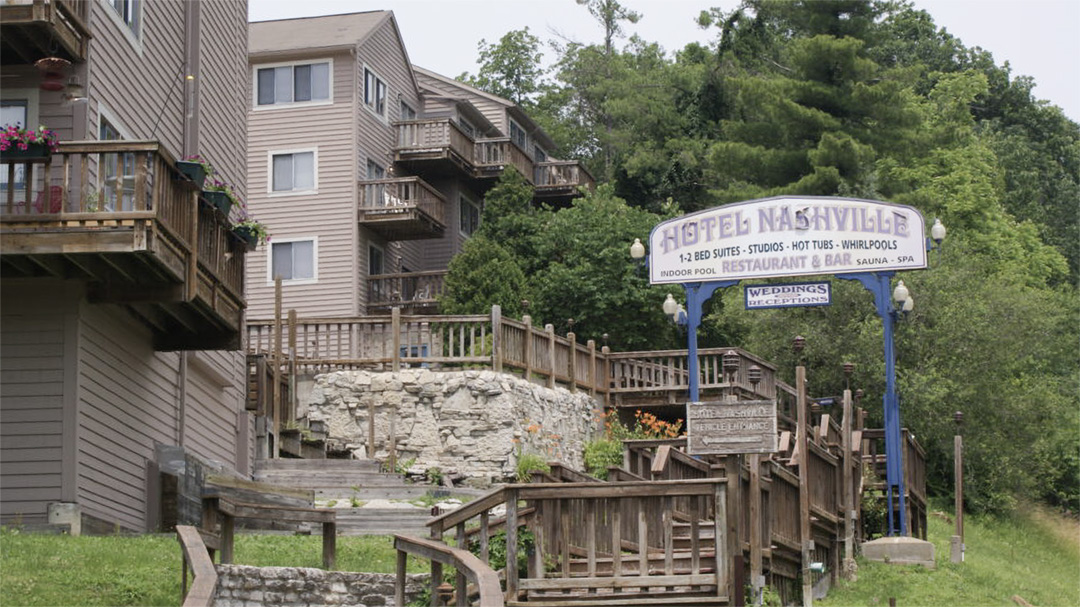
[533,145,548,162]
[109,0,141,36]
[270,239,316,282]
[457,116,476,139]
[460,196,480,236]
[256,61,331,107]
[400,100,416,121]
[510,120,527,149]
[100,116,136,211]
[368,244,384,276]
[270,150,316,193]
[363,68,387,117]
[366,160,385,180]
[0,101,28,193]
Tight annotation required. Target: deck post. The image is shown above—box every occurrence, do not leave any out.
[391,306,401,372]
[842,389,856,579]
[545,324,556,388]
[491,305,503,372]
[749,454,763,603]
[523,315,533,382]
[323,521,336,570]
[601,346,610,408]
[288,309,297,422]
[272,277,283,458]
[506,488,520,601]
[797,364,812,607]
[567,332,577,392]
[395,549,407,606]
[715,482,729,599]
[587,340,597,396]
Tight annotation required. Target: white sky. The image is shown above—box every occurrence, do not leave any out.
[248,0,1080,122]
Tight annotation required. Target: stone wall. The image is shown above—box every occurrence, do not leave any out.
[305,370,600,484]
[214,564,428,607]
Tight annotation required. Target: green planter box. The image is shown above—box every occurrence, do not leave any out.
[201,190,233,216]
[175,161,207,188]
[0,142,50,161]
[231,225,259,251]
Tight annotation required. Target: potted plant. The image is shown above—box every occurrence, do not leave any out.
[0,125,59,160]
[230,201,270,250]
[176,154,212,188]
[202,176,237,216]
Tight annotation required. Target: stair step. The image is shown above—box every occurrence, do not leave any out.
[509,593,727,607]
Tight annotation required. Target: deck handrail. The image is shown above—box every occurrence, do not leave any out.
[394,535,505,607]
[176,525,218,607]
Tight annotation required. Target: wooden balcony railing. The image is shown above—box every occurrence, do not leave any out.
[358,177,445,240]
[473,137,533,180]
[395,119,475,167]
[534,160,595,195]
[1,141,245,350]
[367,270,446,312]
[0,0,90,64]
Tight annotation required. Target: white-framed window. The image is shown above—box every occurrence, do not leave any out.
[99,114,137,211]
[533,145,548,162]
[368,243,385,276]
[460,196,480,236]
[102,0,143,49]
[400,100,416,121]
[363,67,387,118]
[509,119,527,150]
[457,116,476,139]
[269,237,317,284]
[255,60,332,108]
[268,148,317,194]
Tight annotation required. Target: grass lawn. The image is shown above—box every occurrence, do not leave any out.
[819,501,1080,607]
[0,528,427,607]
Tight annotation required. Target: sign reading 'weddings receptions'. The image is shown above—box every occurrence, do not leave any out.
[648,196,928,285]
[745,282,831,309]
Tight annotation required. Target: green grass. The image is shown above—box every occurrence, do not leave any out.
[820,502,1080,607]
[0,528,427,607]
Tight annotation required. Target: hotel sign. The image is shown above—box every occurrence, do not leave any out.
[687,400,778,455]
[648,196,927,284]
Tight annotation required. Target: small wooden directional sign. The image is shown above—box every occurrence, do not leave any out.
[687,399,778,455]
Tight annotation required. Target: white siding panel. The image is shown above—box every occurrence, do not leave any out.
[198,0,249,199]
[183,359,241,470]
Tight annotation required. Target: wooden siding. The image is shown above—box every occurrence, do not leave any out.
[183,355,241,472]
[246,49,358,319]
[197,0,248,200]
[87,0,186,153]
[0,281,72,524]
[398,177,466,271]
[77,303,181,531]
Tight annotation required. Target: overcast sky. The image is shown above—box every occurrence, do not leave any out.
[248,0,1080,122]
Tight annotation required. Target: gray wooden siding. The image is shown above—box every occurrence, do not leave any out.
[77,303,180,531]
[183,355,241,471]
[86,0,186,153]
[0,282,70,524]
[246,50,358,319]
[197,0,249,199]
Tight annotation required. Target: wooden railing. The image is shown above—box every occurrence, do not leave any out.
[395,119,475,164]
[367,270,446,311]
[534,160,595,193]
[427,479,729,604]
[474,137,533,179]
[358,176,446,229]
[1,141,244,311]
[394,535,505,607]
[0,0,91,62]
[176,525,218,607]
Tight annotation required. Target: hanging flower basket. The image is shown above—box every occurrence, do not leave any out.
[202,190,233,216]
[231,225,259,251]
[0,126,59,162]
[175,160,208,188]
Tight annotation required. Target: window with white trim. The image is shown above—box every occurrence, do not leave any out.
[363,67,387,117]
[256,61,331,107]
[270,238,317,282]
[458,116,476,139]
[460,196,480,236]
[108,0,141,36]
[270,150,316,193]
[400,100,416,121]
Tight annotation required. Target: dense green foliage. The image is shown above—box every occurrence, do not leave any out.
[451,0,1078,515]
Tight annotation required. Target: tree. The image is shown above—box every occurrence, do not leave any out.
[459,28,545,108]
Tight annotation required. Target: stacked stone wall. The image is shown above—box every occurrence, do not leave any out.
[213,565,427,607]
[306,370,600,484]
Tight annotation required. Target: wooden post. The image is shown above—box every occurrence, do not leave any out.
[749,454,763,603]
[797,365,812,607]
[567,332,577,392]
[715,482,729,599]
[506,488,519,601]
[322,521,336,570]
[395,549,407,606]
[952,411,964,563]
[601,345,610,408]
[391,306,401,372]
[221,513,234,564]
[491,305,503,372]
[288,309,297,422]
[842,389,856,579]
[272,277,283,458]
[587,340,597,396]
[545,324,556,388]
[522,315,533,383]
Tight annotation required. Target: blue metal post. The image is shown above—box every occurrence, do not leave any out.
[681,281,738,403]
[838,272,907,536]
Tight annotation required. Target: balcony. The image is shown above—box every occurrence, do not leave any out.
[473,137,532,181]
[0,141,245,351]
[1,0,90,65]
[367,270,445,314]
[393,119,475,179]
[358,177,446,240]
[534,160,595,204]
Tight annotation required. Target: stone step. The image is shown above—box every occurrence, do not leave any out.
[316,485,433,500]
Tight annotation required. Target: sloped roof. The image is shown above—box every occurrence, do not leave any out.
[249,11,389,55]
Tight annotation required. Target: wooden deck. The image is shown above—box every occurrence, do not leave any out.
[2,141,245,350]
